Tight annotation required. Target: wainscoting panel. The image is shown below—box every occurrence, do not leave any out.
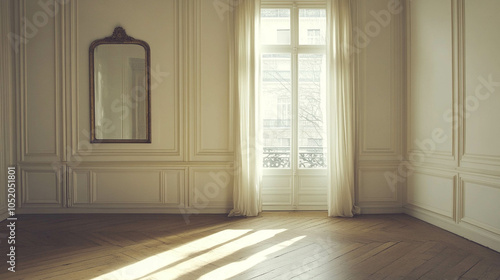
[460,175,500,236]
[406,169,456,220]
[93,170,162,204]
[69,166,188,208]
[189,166,233,210]
[72,170,90,204]
[163,169,186,206]
[20,164,65,208]
[358,166,399,203]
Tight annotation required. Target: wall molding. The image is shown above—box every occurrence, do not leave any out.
[188,0,234,161]
[406,167,457,220]
[356,0,403,161]
[68,166,187,208]
[16,0,63,163]
[459,174,500,236]
[66,0,183,160]
[405,0,457,165]
[188,165,233,209]
[19,164,65,208]
[357,165,400,205]
[457,0,500,171]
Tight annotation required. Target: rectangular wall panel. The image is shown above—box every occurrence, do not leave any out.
[358,167,399,203]
[20,0,62,162]
[407,170,455,219]
[190,0,233,161]
[189,167,233,209]
[21,165,64,207]
[164,169,185,206]
[93,170,162,204]
[199,0,232,153]
[461,0,500,171]
[72,170,90,204]
[356,0,403,160]
[461,176,500,235]
[69,167,186,208]
[408,0,454,161]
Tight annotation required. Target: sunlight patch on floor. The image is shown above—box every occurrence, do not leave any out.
[199,235,306,279]
[92,229,251,280]
[92,229,289,280]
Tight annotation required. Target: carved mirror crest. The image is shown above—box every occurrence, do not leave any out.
[89,27,151,143]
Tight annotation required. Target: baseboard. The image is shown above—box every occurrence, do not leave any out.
[405,207,500,253]
[360,206,404,214]
[17,207,231,215]
[17,206,405,215]
[262,205,328,211]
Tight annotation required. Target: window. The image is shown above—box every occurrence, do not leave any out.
[260,6,327,170]
[260,3,328,211]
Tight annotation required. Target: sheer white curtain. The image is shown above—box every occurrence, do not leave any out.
[326,0,360,217]
[229,0,262,217]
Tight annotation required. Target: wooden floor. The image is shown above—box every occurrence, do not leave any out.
[0,212,499,280]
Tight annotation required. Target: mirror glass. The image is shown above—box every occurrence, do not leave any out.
[90,27,151,143]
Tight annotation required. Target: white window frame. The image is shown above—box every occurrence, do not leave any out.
[260,0,328,210]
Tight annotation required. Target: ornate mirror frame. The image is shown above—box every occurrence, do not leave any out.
[89,26,151,143]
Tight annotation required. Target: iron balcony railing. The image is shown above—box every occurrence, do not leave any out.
[262,147,326,168]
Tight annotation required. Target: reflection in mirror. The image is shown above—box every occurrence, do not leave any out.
[94,45,147,140]
[90,27,151,143]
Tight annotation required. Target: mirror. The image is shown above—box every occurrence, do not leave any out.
[89,27,151,143]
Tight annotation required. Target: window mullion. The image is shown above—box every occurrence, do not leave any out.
[291,3,299,208]
[291,3,299,173]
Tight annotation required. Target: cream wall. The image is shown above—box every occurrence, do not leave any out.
[0,0,16,221]
[354,0,405,213]
[13,0,233,214]
[405,0,500,252]
[8,0,405,215]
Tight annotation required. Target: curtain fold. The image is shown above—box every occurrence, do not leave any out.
[326,0,360,217]
[229,0,262,217]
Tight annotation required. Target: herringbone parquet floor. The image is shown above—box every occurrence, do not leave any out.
[0,212,499,280]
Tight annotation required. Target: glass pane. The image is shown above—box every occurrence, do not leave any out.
[261,9,291,45]
[299,9,326,45]
[261,53,292,168]
[298,54,327,168]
